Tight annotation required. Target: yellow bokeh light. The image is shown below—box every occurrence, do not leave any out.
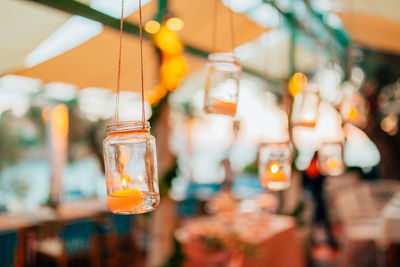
[145,20,161,34]
[166,17,184,31]
[154,26,183,55]
[51,104,69,150]
[289,72,307,97]
[381,113,398,136]
[161,55,188,91]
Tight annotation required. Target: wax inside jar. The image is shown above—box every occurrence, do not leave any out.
[208,98,237,116]
[347,107,358,120]
[261,163,289,182]
[107,188,145,214]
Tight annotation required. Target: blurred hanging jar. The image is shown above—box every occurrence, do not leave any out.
[291,83,320,127]
[340,82,368,128]
[318,141,345,176]
[203,53,241,117]
[258,142,292,191]
[103,121,160,214]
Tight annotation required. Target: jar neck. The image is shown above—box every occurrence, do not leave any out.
[106,121,150,136]
[208,52,240,65]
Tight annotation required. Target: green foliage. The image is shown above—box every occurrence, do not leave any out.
[159,157,178,196]
[199,235,227,251]
[0,112,20,173]
[242,160,258,175]
[159,237,185,267]
[283,201,306,227]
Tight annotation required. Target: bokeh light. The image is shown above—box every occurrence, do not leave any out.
[166,17,184,31]
[145,20,161,34]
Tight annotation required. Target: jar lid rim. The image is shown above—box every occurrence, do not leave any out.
[106,121,150,133]
[208,52,240,64]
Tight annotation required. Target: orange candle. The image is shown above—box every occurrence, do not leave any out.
[261,162,289,184]
[209,98,237,116]
[347,107,358,120]
[107,176,145,214]
[298,112,316,127]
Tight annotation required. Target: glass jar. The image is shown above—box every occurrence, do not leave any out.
[291,83,320,127]
[103,121,160,214]
[340,89,368,128]
[258,142,292,191]
[203,53,241,117]
[318,142,344,176]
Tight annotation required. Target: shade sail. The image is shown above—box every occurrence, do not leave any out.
[0,0,70,74]
[15,0,267,91]
[126,0,269,52]
[332,0,400,54]
[337,12,400,54]
[167,0,269,52]
[17,26,206,93]
[242,33,323,79]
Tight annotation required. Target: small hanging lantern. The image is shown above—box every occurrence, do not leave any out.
[318,141,345,176]
[291,83,320,127]
[104,122,160,214]
[103,0,159,214]
[203,53,241,117]
[258,142,292,191]
[340,84,368,128]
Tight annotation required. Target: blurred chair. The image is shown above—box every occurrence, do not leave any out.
[0,230,20,267]
[97,214,142,267]
[107,215,138,266]
[36,219,100,267]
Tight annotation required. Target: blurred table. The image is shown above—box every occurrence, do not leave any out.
[381,192,400,248]
[176,214,303,267]
[0,208,55,232]
[0,198,108,232]
[331,179,400,265]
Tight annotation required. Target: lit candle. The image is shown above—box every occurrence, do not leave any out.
[107,175,145,214]
[347,107,358,120]
[209,98,237,116]
[327,157,339,168]
[299,112,316,127]
[261,162,289,184]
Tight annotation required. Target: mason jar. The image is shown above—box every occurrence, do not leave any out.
[318,141,345,176]
[291,83,320,127]
[203,52,241,117]
[258,142,292,191]
[103,121,160,214]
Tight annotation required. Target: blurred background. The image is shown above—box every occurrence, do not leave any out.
[1,0,400,266]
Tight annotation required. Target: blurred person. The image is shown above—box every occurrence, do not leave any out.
[302,152,338,250]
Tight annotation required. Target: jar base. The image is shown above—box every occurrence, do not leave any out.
[263,181,291,191]
[107,192,160,215]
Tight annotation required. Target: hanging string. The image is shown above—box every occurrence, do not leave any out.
[139,0,146,128]
[211,0,219,53]
[114,0,125,122]
[227,0,236,56]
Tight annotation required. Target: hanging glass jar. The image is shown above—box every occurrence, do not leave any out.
[291,83,320,127]
[258,142,292,191]
[318,141,345,176]
[203,53,241,117]
[340,84,368,128]
[103,121,160,214]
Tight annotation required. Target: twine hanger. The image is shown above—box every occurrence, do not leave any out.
[114,0,146,128]
[211,0,236,55]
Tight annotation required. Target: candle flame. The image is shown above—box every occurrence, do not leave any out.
[304,112,315,121]
[270,163,280,174]
[121,175,130,190]
[327,157,339,168]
